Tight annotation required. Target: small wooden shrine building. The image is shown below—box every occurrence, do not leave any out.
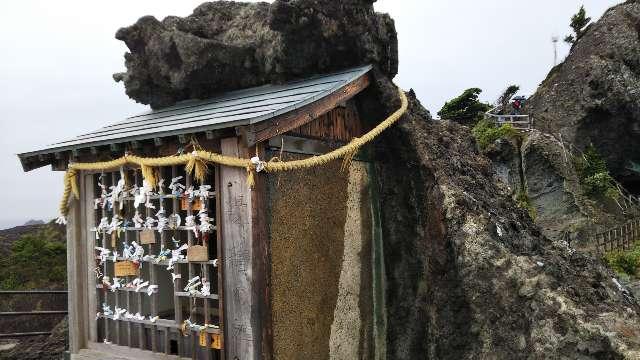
[17,65,389,360]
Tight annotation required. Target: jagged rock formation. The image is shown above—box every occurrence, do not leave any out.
[527,0,640,192]
[484,131,630,247]
[113,0,396,109]
[113,1,640,358]
[375,92,640,359]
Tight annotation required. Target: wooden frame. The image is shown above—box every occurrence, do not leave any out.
[70,164,225,359]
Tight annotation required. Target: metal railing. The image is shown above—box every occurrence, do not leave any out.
[485,112,533,131]
[0,290,68,338]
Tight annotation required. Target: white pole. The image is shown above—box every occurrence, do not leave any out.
[552,36,559,66]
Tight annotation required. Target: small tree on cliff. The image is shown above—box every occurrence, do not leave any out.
[496,85,520,114]
[438,88,491,126]
[564,5,591,44]
[574,144,618,199]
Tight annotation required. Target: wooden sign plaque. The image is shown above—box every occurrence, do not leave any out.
[199,332,222,349]
[187,245,209,262]
[181,198,203,211]
[140,229,157,245]
[114,261,138,277]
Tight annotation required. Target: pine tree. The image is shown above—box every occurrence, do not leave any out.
[438,88,491,126]
[565,5,591,44]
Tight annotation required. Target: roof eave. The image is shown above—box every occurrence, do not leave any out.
[17,64,374,172]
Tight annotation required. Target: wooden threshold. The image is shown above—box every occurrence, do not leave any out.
[77,342,186,360]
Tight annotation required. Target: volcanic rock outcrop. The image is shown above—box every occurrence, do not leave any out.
[113,0,396,109]
[114,1,640,358]
[484,130,631,247]
[527,0,640,191]
[376,92,640,359]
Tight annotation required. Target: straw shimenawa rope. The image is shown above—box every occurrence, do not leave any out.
[58,86,408,219]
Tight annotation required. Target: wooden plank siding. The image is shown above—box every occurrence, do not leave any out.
[243,74,370,146]
[287,101,363,143]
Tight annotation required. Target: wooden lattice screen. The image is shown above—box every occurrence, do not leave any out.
[91,164,224,359]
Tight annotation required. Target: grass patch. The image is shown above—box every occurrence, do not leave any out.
[472,119,520,150]
[515,190,537,220]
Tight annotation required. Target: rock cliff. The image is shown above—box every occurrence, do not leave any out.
[484,130,633,248]
[377,91,640,359]
[528,0,640,192]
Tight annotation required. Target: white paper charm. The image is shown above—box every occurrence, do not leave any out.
[169,176,185,196]
[146,285,159,296]
[132,211,144,228]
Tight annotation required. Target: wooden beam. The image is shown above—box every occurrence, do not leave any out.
[215,165,226,360]
[251,143,272,360]
[219,138,271,359]
[84,173,98,344]
[67,171,88,353]
[244,73,370,146]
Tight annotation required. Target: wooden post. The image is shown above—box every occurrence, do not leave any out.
[250,144,273,360]
[85,173,98,344]
[185,172,198,359]
[68,171,89,353]
[102,173,110,344]
[215,165,226,360]
[171,166,184,357]
[219,138,271,360]
[111,173,121,346]
[626,223,630,249]
[148,191,158,353]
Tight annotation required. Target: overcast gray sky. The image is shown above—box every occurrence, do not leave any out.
[0,0,621,228]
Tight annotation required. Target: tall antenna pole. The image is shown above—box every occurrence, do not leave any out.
[551,36,559,66]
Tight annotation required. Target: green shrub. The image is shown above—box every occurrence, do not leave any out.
[515,190,537,220]
[438,88,492,125]
[0,224,67,290]
[574,144,618,199]
[472,119,520,150]
[605,244,640,277]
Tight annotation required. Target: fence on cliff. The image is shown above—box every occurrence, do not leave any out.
[593,218,640,254]
[484,112,533,131]
[541,132,640,254]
